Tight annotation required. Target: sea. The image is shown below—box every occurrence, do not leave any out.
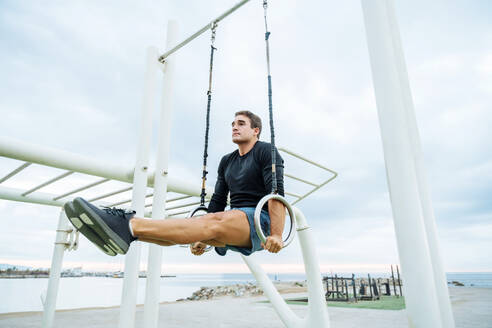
[0,272,490,314]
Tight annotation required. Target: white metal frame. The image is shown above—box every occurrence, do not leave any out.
[0,27,336,327]
[361,0,454,327]
[157,0,251,63]
[0,0,455,327]
[0,141,334,328]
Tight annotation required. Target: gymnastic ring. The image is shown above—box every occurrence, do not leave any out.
[187,205,213,252]
[188,205,209,218]
[254,194,296,248]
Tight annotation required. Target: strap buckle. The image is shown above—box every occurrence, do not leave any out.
[211,21,218,44]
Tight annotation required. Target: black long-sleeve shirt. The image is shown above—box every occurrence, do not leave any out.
[208,141,284,213]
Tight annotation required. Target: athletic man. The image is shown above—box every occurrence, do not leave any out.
[64,110,286,257]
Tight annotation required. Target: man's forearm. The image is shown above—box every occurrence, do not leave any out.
[268,199,286,237]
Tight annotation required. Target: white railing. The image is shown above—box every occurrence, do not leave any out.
[278,147,337,205]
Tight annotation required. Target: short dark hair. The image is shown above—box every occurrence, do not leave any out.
[235,110,262,138]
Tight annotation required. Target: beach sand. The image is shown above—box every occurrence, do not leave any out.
[1,286,490,327]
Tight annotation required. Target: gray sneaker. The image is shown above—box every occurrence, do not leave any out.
[64,201,117,256]
[73,197,137,255]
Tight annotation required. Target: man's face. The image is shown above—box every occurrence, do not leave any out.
[231,115,259,144]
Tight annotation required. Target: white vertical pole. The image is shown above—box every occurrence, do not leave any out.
[241,208,330,328]
[384,1,455,326]
[42,210,71,328]
[242,256,302,327]
[294,208,330,327]
[143,20,178,328]
[360,0,443,327]
[118,46,159,328]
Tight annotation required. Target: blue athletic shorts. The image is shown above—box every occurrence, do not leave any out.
[214,207,271,256]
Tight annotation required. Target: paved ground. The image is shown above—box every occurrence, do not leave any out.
[1,287,490,327]
[448,287,492,328]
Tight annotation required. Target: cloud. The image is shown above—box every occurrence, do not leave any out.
[475,53,492,93]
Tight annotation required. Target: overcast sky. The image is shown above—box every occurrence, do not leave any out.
[0,0,491,274]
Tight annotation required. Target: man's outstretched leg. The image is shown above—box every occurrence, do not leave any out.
[68,197,251,255]
[130,210,252,247]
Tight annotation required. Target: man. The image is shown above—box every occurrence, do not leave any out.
[64,110,286,257]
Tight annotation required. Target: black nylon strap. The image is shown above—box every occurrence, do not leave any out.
[263,1,277,194]
[268,75,277,193]
[200,26,217,206]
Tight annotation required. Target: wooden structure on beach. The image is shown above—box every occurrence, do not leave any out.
[323,266,403,303]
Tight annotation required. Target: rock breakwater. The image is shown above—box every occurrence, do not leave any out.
[181,283,264,301]
[180,281,308,301]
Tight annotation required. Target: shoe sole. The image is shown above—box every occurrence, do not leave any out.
[73,197,130,254]
[64,201,117,256]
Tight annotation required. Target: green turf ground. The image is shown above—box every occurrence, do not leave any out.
[276,296,406,310]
